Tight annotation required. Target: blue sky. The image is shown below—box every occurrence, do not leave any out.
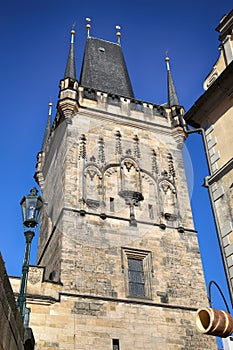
[0,0,232,337]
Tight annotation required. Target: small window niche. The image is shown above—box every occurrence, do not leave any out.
[110,197,115,212]
[148,204,154,219]
[112,339,120,350]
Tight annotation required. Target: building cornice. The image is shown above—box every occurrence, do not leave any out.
[216,10,233,41]
[184,60,233,128]
[22,291,199,312]
[205,157,233,186]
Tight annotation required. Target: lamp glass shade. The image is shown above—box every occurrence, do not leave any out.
[20,188,43,228]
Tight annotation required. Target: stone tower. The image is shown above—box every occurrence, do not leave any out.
[12,28,216,349]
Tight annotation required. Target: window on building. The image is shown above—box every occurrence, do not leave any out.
[128,258,145,297]
[112,339,120,350]
[148,204,154,219]
[110,197,115,212]
[121,247,153,299]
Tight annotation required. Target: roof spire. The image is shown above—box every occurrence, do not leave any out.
[165,54,180,107]
[86,18,91,38]
[64,26,76,80]
[42,101,52,151]
[116,25,121,45]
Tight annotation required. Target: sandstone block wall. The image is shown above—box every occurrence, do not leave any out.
[29,92,217,349]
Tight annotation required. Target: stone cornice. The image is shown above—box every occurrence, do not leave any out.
[21,291,199,312]
[206,157,233,185]
[184,60,233,128]
[76,107,173,137]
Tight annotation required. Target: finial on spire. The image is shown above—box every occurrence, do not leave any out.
[116,25,121,45]
[165,51,170,71]
[70,23,76,44]
[48,100,53,116]
[86,18,91,37]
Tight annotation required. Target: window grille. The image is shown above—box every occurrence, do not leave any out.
[121,247,153,299]
[128,258,145,297]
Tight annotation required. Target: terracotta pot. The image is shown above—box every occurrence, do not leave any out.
[196,307,233,338]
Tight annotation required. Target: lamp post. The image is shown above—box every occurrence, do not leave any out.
[17,187,43,323]
[208,280,231,313]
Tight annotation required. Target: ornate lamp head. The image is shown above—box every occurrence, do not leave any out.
[20,187,43,229]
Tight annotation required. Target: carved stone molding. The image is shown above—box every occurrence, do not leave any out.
[28,266,43,285]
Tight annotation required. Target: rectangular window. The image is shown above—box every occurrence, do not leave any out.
[148,204,154,219]
[128,258,145,297]
[121,247,153,299]
[112,339,120,350]
[110,197,115,212]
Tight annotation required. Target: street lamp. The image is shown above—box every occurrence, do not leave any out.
[17,187,43,323]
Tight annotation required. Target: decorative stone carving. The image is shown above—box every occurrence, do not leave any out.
[167,153,176,178]
[98,137,105,164]
[120,158,141,194]
[118,190,144,206]
[28,266,43,285]
[79,134,87,160]
[160,179,176,195]
[115,130,122,155]
[133,135,141,159]
[119,158,143,226]
[90,155,96,162]
[57,97,78,123]
[104,166,118,178]
[151,149,159,176]
[159,179,177,219]
[124,160,134,172]
[84,165,102,206]
[86,167,98,181]
[85,198,101,209]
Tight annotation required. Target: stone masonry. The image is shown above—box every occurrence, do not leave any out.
[10,32,217,349]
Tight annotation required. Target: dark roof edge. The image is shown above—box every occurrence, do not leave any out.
[215,9,233,33]
[64,30,76,80]
[184,60,233,127]
[167,70,180,107]
[87,36,120,46]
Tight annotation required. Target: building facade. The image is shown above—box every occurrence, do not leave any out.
[185,9,233,307]
[10,27,216,349]
[0,253,35,350]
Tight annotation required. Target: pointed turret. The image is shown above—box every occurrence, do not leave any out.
[58,28,79,123]
[42,102,52,151]
[165,56,180,107]
[64,28,76,80]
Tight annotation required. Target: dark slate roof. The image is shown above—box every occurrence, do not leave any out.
[167,69,180,107]
[64,39,76,80]
[80,37,134,98]
[42,114,51,151]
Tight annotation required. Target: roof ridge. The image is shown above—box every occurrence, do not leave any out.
[87,36,120,46]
